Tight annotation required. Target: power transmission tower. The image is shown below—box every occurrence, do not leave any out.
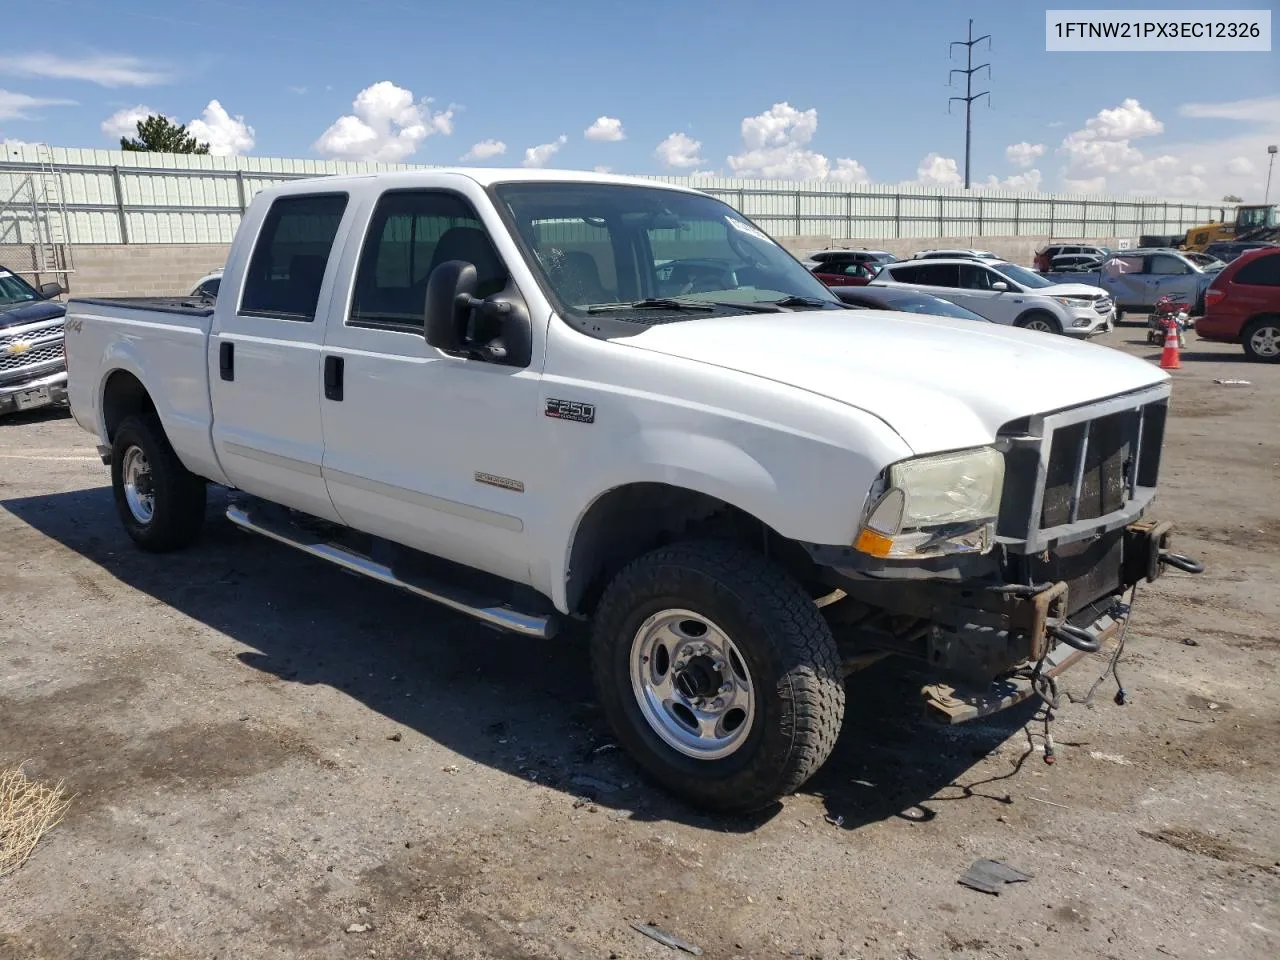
[949,18,991,190]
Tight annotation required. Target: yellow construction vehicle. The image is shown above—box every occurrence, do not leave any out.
[1182,203,1279,251]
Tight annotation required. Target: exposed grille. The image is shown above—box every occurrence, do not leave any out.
[997,390,1168,552]
[0,339,64,373]
[0,319,64,352]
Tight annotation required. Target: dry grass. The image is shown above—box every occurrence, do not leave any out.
[0,764,72,877]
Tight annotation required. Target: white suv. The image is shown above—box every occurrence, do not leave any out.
[873,258,1114,336]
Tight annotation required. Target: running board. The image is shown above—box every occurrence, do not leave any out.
[225,503,557,639]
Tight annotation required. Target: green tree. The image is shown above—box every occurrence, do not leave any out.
[120,115,210,154]
[1223,194,1243,203]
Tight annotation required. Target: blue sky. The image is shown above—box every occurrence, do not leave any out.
[2,0,1277,199]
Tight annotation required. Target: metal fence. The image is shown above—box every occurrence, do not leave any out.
[0,144,1230,247]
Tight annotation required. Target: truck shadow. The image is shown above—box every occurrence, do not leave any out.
[2,484,1035,834]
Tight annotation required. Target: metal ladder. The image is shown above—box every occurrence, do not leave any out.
[0,143,74,287]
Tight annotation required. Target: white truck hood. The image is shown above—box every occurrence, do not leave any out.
[624,310,1166,453]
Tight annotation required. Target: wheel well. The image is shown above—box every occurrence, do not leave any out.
[101,370,156,442]
[565,482,820,615]
[1015,308,1059,328]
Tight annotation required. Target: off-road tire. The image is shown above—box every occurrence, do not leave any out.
[1015,310,1063,335]
[111,413,207,552]
[589,539,844,813]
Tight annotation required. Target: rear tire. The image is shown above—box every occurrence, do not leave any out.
[110,414,207,552]
[1016,311,1063,335]
[589,540,844,813]
[1242,316,1280,363]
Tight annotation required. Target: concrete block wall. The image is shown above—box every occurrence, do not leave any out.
[1,243,229,297]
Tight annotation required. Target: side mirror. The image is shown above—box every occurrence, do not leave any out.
[423,260,532,366]
[991,281,1009,292]
[424,260,477,353]
[39,282,64,298]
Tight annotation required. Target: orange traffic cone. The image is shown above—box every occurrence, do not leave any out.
[1159,319,1181,370]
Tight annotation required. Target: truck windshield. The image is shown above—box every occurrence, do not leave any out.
[0,270,40,306]
[492,183,842,316]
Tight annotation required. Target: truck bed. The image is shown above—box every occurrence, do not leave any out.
[71,296,215,317]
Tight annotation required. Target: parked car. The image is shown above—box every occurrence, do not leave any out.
[1034,243,1111,272]
[1043,249,1221,319]
[805,249,897,269]
[0,265,68,417]
[190,269,222,299]
[829,285,992,322]
[1195,246,1280,362]
[63,168,1201,813]
[910,248,1000,261]
[1049,254,1105,273]
[873,258,1114,336]
[810,259,881,287]
[1202,240,1280,264]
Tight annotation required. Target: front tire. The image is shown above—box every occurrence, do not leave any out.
[1242,316,1280,363]
[110,414,207,552]
[1016,311,1063,335]
[589,540,845,813]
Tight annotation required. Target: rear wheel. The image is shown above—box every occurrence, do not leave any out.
[111,414,207,551]
[1016,311,1062,335]
[1242,316,1280,363]
[589,540,845,813]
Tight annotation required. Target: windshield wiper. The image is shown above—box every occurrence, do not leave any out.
[586,297,715,314]
[765,295,834,309]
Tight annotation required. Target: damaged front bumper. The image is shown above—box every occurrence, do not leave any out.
[817,519,1204,724]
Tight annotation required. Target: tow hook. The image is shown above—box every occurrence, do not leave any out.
[1046,620,1101,653]
[1159,550,1204,575]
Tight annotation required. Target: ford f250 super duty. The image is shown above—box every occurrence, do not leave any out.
[64,169,1203,812]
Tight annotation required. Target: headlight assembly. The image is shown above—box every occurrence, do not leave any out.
[854,446,1005,560]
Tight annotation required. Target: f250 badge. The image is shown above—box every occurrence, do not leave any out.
[545,398,595,424]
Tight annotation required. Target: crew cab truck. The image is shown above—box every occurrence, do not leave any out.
[64,169,1202,813]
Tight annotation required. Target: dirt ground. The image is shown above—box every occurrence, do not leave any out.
[1,326,1277,960]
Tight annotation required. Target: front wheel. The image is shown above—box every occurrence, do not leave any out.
[589,540,845,813]
[110,414,207,551]
[1016,311,1063,335]
[1242,316,1280,363]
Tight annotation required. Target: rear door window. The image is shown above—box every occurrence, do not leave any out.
[1234,252,1280,286]
[240,193,349,321]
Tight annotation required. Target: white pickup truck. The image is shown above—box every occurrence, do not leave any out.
[64,169,1202,812]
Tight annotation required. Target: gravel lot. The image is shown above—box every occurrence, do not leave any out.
[1,328,1277,960]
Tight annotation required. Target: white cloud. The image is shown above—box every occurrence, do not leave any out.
[1005,142,1045,169]
[289,86,308,95]
[4,52,169,87]
[1226,156,1255,176]
[461,139,506,161]
[0,89,76,121]
[986,169,1044,191]
[727,102,828,179]
[725,103,869,183]
[101,104,161,139]
[187,100,254,156]
[315,81,455,162]
[655,132,703,169]
[829,158,870,183]
[914,152,963,188]
[1054,95,1279,197]
[584,116,625,142]
[1178,96,1280,123]
[593,164,612,173]
[522,134,566,168]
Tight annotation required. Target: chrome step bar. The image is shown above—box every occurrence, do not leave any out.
[225,503,557,639]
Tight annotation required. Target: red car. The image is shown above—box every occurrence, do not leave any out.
[810,259,881,287]
[1195,247,1280,362]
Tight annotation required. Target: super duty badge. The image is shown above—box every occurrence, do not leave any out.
[545,398,595,424]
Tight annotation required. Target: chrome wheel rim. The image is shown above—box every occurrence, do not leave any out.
[1249,325,1279,358]
[629,609,755,760]
[121,445,155,524]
